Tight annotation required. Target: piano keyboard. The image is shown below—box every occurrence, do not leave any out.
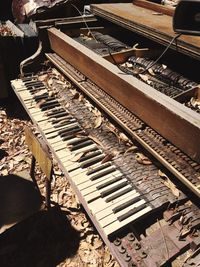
[11,71,183,237]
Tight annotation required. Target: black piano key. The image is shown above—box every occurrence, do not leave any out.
[105,187,132,203]
[53,119,76,128]
[39,97,57,103]
[52,116,75,123]
[79,150,102,162]
[22,76,37,82]
[48,111,69,118]
[87,162,111,176]
[67,136,89,146]
[27,86,46,92]
[112,196,141,214]
[69,154,104,172]
[62,129,85,140]
[58,125,81,137]
[34,93,49,101]
[41,103,60,111]
[24,86,46,94]
[96,175,123,190]
[100,181,128,198]
[39,99,58,106]
[117,203,147,222]
[80,154,104,168]
[71,140,94,152]
[25,81,44,86]
[90,167,116,181]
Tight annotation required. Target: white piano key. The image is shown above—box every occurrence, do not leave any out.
[88,186,135,214]
[82,177,127,197]
[84,180,130,203]
[62,153,105,173]
[77,170,122,191]
[95,196,143,222]
[103,206,152,236]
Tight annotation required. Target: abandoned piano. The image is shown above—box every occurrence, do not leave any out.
[11,2,200,266]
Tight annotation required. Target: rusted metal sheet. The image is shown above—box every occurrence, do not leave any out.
[90,3,200,60]
[48,27,200,163]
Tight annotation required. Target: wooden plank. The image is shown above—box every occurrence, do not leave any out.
[132,0,174,17]
[103,206,152,236]
[90,3,200,60]
[102,47,160,64]
[24,126,52,179]
[48,28,200,163]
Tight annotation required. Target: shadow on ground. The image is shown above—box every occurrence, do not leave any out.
[0,174,80,267]
[0,92,30,120]
[0,149,8,160]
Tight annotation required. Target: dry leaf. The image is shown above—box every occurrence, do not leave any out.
[71,152,85,162]
[190,97,200,108]
[47,78,53,87]
[79,249,91,263]
[84,100,94,111]
[101,153,115,164]
[93,108,101,117]
[36,99,46,108]
[86,234,94,244]
[1,168,8,175]
[14,154,25,163]
[125,62,133,68]
[158,170,180,197]
[38,74,48,82]
[148,68,155,76]
[51,193,58,202]
[104,250,112,264]
[119,133,129,143]
[72,92,80,100]
[70,89,77,96]
[94,116,103,129]
[139,74,149,82]
[88,134,105,149]
[58,189,67,204]
[93,236,103,249]
[124,145,138,155]
[78,94,84,102]
[48,91,56,98]
[135,152,152,165]
[54,169,62,176]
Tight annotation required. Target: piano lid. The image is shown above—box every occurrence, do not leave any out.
[90,2,200,60]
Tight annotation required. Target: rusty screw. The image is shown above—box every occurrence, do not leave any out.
[124,253,131,262]
[119,245,126,254]
[140,251,147,259]
[127,233,135,241]
[113,237,121,246]
[134,242,141,250]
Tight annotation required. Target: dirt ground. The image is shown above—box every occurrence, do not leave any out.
[0,96,119,267]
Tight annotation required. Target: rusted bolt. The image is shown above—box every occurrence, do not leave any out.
[119,245,126,254]
[140,251,147,258]
[127,233,135,241]
[124,253,131,262]
[134,242,141,250]
[113,238,121,246]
